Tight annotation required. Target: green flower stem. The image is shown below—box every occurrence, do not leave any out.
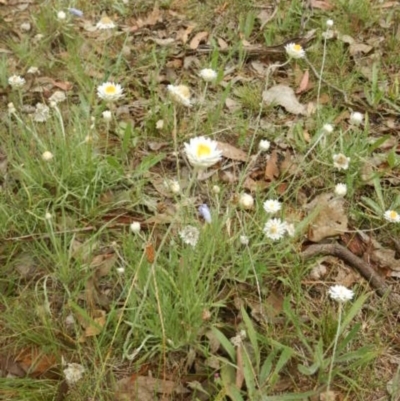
[327,303,343,394]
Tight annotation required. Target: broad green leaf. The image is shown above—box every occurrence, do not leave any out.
[241,345,256,398]
[226,384,244,401]
[297,361,320,375]
[373,176,385,210]
[361,196,382,215]
[387,148,397,169]
[270,347,293,385]
[282,298,312,354]
[340,293,369,334]
[368,135,391,153]
[241,306,260,371]
[211,327,236,362]
[259,349,279,385]
[336,322,361,353]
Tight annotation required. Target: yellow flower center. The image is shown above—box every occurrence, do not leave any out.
[294,44,302,52]
[270,226,278,233]
[101,17,112,24]
[390,211,398,219]
[196,144,211,158]
[105,85,117,94]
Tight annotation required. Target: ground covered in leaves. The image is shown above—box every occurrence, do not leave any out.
[1,0,400,400]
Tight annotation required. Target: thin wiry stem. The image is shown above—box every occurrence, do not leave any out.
[327,303,343,394]
[317,33,328,112]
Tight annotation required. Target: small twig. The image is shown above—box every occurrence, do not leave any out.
[301,243,400,305]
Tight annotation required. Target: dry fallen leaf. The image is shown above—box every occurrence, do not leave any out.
[115,375,188,401]
[310,0,334,10]
[263,85,307,115]
[189,31,208,49]
[305,193,348,242]
[145,242,155,263]
[15,348,58,378]
[296,70,310,94]
[216,141,248,162]
[265,150,280,181]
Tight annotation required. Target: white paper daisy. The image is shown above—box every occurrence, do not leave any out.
[8,75,26,89]
[285,43,305,59]
[328,285,354,303]
[179,225,200,247]
[96,16,116,30]
[263,199,282,214]
[97,82,123,102]
[184,136,222,169]
[167,84,191,107]
[263,218,287,241]
[239,193,254,209]
[349,112,363,126]
[334,183,347,197]
[199,68,217,82]
[384,210,400,223]
[333,153,350,170]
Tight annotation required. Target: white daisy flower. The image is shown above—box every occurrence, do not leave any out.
[184,136,222,169]
[239,193,254,210]
[102,110,112,121]
[199,68,217,82]
[285,43,305,59]
[326,19,334,28]
[97,82,123,102]
[384,210,400,223]
[166,179,180,194]
[263,218,287,241]
[42,151,54,161]
[333,153,350,170]
[167,84,191,107]
[63,363,85,385]
[349,111,363,126]
[259,139,271,151]
[212,185,221,194]
[27,66,40,74]
[263,199,282,214]
[49,90,66,104]
[130,222,141,233]
[322,123,334,134]
[179,225,200,247]
[334,183,347,197]
[33,103,51,122]
[57,11,67,21]
[240,235,249,245]
[285,223,295,237]
[96,16,116,30]
[328,285,354,303]
[8,102,16,114]
[8,75,26,89]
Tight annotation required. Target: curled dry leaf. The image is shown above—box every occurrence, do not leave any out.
[216,141,248,162]
[265,150,280,181]
[305,193,348,242]
[262,84,307,115]
[189,31,208,49]
[296,70,310,94]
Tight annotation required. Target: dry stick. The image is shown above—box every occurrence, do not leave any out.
[301,243,400,305]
